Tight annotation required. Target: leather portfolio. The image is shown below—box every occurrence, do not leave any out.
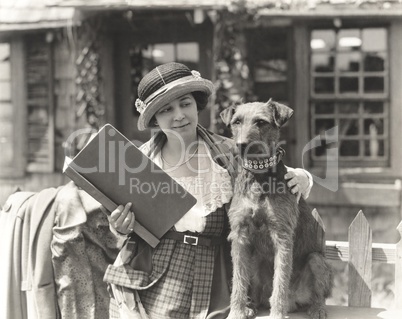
[63,124,197,247]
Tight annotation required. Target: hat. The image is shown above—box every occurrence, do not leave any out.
[135,62,214,131]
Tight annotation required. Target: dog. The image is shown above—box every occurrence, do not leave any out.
[220,99,333,319]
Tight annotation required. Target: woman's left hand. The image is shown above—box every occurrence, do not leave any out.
[284,168,312,202]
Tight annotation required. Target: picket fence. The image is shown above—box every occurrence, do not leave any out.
[257,209,402,319]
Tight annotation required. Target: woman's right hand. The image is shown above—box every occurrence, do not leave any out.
[108,202,136,235]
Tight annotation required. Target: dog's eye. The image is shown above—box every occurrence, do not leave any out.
[256,120,267,126]
[232,119,241,125]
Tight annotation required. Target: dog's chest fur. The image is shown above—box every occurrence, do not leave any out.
[228,162,299,248]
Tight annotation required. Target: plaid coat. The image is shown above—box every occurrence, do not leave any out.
[103,126,237,319]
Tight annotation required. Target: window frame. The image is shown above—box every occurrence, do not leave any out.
[0,33,56,178]
[25,34,55,173]
[0,36,27,178]
[293,20,402,182]
[309,25,391,168]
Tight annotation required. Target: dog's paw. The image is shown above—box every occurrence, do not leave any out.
[307,306,327,319]
[226,306,256,319]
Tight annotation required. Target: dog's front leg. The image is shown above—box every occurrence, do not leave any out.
[227,238,255,319]
[269,233,294,319]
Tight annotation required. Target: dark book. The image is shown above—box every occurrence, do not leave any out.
[63,124,197,247]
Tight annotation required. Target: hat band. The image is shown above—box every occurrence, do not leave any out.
[144,73,201,105]
[135,71,202,114]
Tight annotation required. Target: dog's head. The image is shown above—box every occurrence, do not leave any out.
[220,99,294,157]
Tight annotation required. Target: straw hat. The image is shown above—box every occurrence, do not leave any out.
[135,62,214,131]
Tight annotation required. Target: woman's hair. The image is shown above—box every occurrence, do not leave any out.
[148,91,209,127]
[191,91,209,111]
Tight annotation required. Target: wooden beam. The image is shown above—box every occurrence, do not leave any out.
[293,23,310,169]
[390,21,402,190]
[395,221,402,308]
[10,37,27,177]
[99,34,115,126]
[348,211,372,307]
[308,180,401,207]
[326,241,398,264]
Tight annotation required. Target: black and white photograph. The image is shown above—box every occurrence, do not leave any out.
[1,1,402,318]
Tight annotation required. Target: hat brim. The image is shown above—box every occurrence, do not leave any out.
[137,78,214,131]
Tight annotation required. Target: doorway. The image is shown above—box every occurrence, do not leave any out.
[247,27,295,165]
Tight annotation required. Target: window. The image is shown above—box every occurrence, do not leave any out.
[310,27,389,166]
[142,42,199,70]
[0,35,54,178]
[25,35,54,172]
[0,43,13,171]
[0,39,27,178]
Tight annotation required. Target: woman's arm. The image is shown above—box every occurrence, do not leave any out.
[284,167,313,202]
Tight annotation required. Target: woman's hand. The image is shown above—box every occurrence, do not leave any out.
[284,168,313,202]
[108,202,136,235]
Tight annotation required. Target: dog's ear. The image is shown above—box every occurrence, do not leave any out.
[220,105,236,126]
[268,99,294,128]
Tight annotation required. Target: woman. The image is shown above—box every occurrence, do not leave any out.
[103,62,312,319]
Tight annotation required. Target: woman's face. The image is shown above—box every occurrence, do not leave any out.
[154,93,198,140]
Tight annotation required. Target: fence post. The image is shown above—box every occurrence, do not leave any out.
[395,221,402,309]
[348,210,372,307]
[312,208,326,255]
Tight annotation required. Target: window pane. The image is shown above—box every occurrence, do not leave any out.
[364,76,384,93]
[314,144,327,157]
[0,62,10,80]
[152,44,174,64]
[315,102,335,114]
[340,119,359,136]
[339,77,358,93]
[364,118,384,135]
[0,121,13,165]
[364,101,383,114]
[314,77,334,93]
[0,102,12,120]
[362,28,387,52]
[338,52,360,72]
[364,140,385,157]
[340,140,360,156]
[0,81,11,100]
[312,53,334,72]
[338,102,359,114]
[177,42,199,64]
[28,107,49,127]
[311,30,336,51]
[314,118,335,157]
[338,29,361,51]
[0,43,12,169]
[315,119,335,135]
[0,43,10,61]
[364,53,385,72]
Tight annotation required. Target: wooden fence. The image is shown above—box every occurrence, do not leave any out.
[315,209,402,309]
[257,209,402,319]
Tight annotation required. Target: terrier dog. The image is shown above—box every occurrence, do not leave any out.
[221,100,333,319]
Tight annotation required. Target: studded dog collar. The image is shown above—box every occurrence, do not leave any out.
[242,147,285,172]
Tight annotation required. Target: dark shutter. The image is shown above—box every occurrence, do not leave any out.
[26,35,54,172]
